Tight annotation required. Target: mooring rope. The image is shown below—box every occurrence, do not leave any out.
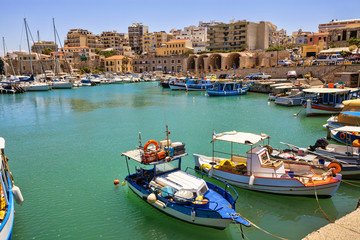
[342,179,360,187]
[312,180,334,223]
[232,213,288,240]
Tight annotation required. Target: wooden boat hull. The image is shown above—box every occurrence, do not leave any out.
[306,103,342,116]
[194,154,341,197]
[0,179,14,240]
[185,84,214,91]
[126,177,237,230]
[207,87,250,97]
[169,83,186,90]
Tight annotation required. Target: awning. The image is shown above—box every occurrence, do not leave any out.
[212,131,269,145]
[341,111,360,117]
[303,88,351,94]
[332,126,360,133]
[319,47,349,54]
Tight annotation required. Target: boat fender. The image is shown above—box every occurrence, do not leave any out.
[249,175,255,186]
[12,185,24,206]
[353,139,360,147]
[165,156,171,163]
[191,210,196,222]
[340,133,346,140]
[208,167,214,178]
[147,193,157,203]
[328,162,342,174]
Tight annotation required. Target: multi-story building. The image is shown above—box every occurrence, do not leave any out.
[207,20,273,51]
[132,55,185,73]
[175,24,208,53]
[31,41,58,54]
[113,46,134,58]
[142,31,173,55]
[104,55,132,73]
[128,23,149,54]
[64,29,103,49]
[100,31,128,48]
[327,24,360,47]
[319,19,360,33]
[290,29,312,45]
[155,39,193,56]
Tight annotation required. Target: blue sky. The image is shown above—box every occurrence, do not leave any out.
[1,0,359,55]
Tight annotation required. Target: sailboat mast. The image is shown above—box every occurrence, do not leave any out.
[2,37,7,78]
[19,45,22,75]
[24,18,34,75]
[52,18,58,75]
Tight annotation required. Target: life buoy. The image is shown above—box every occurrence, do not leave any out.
[144,140,159,152]
[328,162,342,174]
[340,133,346,140]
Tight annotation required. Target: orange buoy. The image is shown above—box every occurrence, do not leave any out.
[114,178,120,185]
[340,132,346,140]
[328,162,342,174]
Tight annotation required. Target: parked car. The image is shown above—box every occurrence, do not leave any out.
[250,73,271,80]
[313,54,344,64]
[287,71,297,80]
[245,73,255,79]
[278,60,292,66]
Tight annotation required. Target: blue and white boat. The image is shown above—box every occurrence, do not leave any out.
[169,77,187,90]
[330,126,360,145]
[0,137,24,239]
[206,81,252,97]
[121,126,250,230]
[185,79,214,91]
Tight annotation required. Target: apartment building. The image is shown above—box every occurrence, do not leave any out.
[31,41,58,53]
[175,24,207,53]
[155,39,193,56]
[319,19,360,33]
[128,23,149,54]
[100,31,128,48]
[64,29,103,49]
[327,24,360,47]
[207,20,272,51]
[142,31,173,55]
[105,55,132,73]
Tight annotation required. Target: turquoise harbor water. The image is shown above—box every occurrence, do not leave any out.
[1,82,359,240]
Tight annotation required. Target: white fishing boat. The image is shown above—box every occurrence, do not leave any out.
[121,126,250,230]
[22,81,51,91]
[193,131,341,197]
[0,137,24,239]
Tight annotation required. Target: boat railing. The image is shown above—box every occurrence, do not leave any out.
[184,167,239,208]
[145,180,220,210]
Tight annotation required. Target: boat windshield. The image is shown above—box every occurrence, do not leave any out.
[154,159,180,175]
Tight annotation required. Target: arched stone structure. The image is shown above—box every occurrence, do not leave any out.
[208,54,222,72]
[224,53,241,70]
[197,55,207,73]
[186,55,197,73]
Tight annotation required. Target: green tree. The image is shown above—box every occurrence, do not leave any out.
[183,50,193,57]
[80,66,91,74]
[42,48,53,55]
[348,38,360,47]
[265,46,285,52]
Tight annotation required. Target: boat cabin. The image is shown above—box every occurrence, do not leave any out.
[247,147,285,177]
[303,88,356,105]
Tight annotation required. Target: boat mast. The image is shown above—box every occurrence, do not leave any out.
[24,18,34,76]
[2,37,7,79]
[19,45,22,75]
[52,18,59,76]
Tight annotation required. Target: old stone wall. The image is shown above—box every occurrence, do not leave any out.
[199,64,360,80]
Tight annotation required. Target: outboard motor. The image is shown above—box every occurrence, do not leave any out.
[308,138,329,151]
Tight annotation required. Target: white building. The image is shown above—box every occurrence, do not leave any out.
[175,22,208,53]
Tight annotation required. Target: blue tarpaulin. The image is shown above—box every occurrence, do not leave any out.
[342,111,360,117]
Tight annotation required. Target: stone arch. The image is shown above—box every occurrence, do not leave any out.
[197,55,207,73]
[224,53,241,70]
[208,54,222,72]
[187,55,197,73]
